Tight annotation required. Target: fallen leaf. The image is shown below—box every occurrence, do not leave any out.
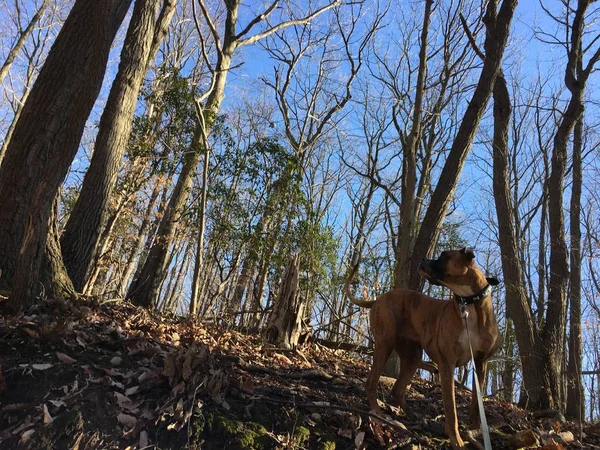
[49,400,67,409]
[240,376,255,395]
[139,430,149,448]
[19,429,35,444]
[117,413,137,429]
[31,363,53,371]
[125,385,139,396]
[111,356,123,366]
[42,404,53,424]
[115,392,133,410]
[338,428,353,439]
[56,352,77,364]
[355,431,365,449]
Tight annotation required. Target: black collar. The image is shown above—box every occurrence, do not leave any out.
[454,284,493,305]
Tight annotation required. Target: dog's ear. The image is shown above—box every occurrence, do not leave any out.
[460,247,475,261]
[486,277,500,286]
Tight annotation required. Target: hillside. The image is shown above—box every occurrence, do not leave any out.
[0,296,598,450]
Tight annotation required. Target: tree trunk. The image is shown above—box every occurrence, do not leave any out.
[190,147,210,316]
[60,0,176,291]
[394,0,432,289]
[566,116,584,421]
[265,255,304,349]
[491,70,549,409]
[0,0,132,309]
[0,0,49,84]
[127,47,235,309]
[409,0,518,288]
[543,0,596,410]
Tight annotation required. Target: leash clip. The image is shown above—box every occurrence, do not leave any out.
[460,303,468,319]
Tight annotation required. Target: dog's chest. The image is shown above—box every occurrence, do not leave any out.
[456,310,492,366]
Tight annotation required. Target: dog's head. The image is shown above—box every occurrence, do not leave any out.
[418,248,499,296]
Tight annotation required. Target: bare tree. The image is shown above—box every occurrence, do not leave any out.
[0,0,49,84]
[545,0,600,411]
[408,0,518,288]
[127,0,340,310]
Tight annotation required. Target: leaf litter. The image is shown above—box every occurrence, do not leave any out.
[0,295,598,449]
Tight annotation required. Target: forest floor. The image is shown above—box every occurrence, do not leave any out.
[0,296,599,450]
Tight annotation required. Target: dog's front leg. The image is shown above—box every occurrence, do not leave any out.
[469,358,488,429]
[439,363,465,450]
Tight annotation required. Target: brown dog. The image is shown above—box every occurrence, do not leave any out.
[346,248,500,449]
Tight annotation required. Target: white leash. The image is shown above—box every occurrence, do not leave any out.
[461,304,492,450]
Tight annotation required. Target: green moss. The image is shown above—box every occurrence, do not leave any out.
[238,429,260,449]
[293,425,310,446]
[318,440,336,450]
[215,415,244,435]
[246,422,268,435]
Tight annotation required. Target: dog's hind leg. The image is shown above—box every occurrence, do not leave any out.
[391,341,423,414]
[365,339,393,414]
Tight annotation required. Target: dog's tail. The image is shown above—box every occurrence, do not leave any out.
[343,262,376,308]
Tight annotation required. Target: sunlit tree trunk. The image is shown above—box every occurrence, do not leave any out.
[0,0,132,309]
[408,0,518,288]
[61,0,176,291]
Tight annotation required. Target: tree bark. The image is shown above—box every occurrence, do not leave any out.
[566,116,584,421]
[409,0,518,289]
[491,71,550,409]
[265,255,303,349]
[0,0,132,308]
[126,0,339,308]
[543,0,599,411]
[60,0,176,291]
[394,0,432,289]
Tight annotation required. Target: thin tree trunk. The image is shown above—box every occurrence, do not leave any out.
[409,0,518,289]
[116,181,163,297]
[491,71,549,409]
[190,146,210,316]
[566,116,584,420]
[0,0,49,84]
[0,0,132,309]
[61,0,176,291]
[127,0,339,309]
[394,0,432,289]
[543,0,599,410]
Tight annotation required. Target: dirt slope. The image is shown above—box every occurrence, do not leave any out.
[0,296,597,449]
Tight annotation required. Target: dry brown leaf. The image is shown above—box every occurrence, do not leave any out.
[163,354,176,385]
[182,343,196,380]
[125,385,139,396]
[42,404,53,424]
[540,438,565,450]
[30,363,53,371]
[368,417,386,446]
[56,352,77,364]
[240,376,255,395]
[354,431,365,449]
[114,392,133,410]
[19,429,35,444]
[139,429,149,448]
[117,413,137,429]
